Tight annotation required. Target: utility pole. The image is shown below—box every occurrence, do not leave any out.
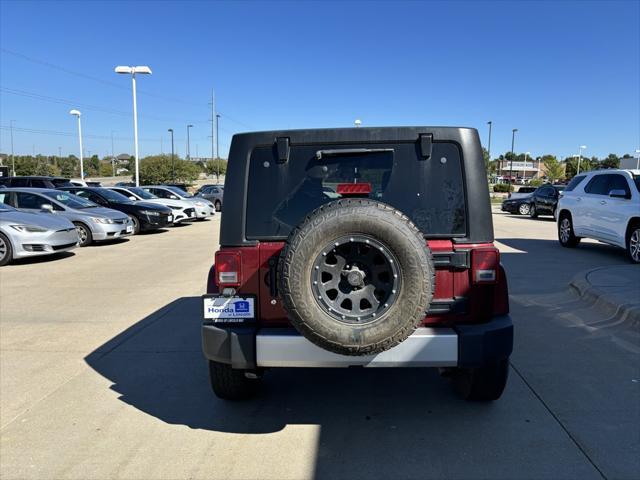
[9,120,15,176]
[111,131,116,177]
[186,124,193,160]
[216,114,221,181]
[209,89,216,180]
[168,129,175,181]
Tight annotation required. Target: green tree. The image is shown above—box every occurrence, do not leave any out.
[139,155,200,184]
[601,153,620,169]
[543,156,564,183]
[99,161,114,177]
[204,158,228,179]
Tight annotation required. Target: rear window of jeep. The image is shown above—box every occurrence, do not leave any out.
[246,142,467,239]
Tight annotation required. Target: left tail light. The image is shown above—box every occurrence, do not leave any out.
[472,248,499,284]
[215,250,242,287]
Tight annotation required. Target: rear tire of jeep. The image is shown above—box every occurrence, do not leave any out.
[452,359,509,401]
[278,199,435,356]
[208,361,260,401]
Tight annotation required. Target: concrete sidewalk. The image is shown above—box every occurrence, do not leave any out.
[570,265,640,325]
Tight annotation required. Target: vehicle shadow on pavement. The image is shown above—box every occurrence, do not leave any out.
[9,251,75,265]
[84,296,602,479]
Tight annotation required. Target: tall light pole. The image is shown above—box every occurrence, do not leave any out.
[487,121,492,162]
[168,129,175,181]
[69,110,84,180]
[577,145,587,174]
[9,120,15,176]
[215,114,221,181]
[114,65,152,186]
[111,131,116,177]
[509,128,518,187]
[186,124,193,160]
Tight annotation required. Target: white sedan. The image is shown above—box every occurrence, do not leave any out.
[107,187,198,224]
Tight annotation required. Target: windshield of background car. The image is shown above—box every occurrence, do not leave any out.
[42,191,97,209]
[166,186,192,197]
[129,187,156,199]
[95,188,132,203]
[246,142,466,239]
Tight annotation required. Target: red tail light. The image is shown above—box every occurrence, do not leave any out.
[336,183,372,195]
[472,248,499,284]
[215,250,242,287]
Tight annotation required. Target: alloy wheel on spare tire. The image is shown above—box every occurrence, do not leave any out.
[278,199,435,356]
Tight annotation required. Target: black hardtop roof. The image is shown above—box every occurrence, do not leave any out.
[231,126,477,145]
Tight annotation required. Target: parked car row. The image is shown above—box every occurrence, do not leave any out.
[0,177,218,266]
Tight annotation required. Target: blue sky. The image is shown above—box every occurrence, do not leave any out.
[1,0,638,160]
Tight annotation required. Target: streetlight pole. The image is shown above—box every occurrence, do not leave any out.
[9,120,15,176]
[487,121,492,162]
[69,110,84,180]
[115,65,152,186]
[168,129,175,181]
[186,124,193,160]
[577,145,587,174]
[510,128,518,188]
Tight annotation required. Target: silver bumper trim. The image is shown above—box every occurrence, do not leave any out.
[256,327,458,368]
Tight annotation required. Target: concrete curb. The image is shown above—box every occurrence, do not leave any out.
[569,265,640,326]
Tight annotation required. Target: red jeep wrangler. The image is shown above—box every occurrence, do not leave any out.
[203,127,512,401]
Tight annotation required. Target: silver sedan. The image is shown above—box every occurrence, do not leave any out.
[0,204,78,266]
[0,188,133,247]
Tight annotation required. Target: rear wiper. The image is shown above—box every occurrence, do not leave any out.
[315,148,393,160]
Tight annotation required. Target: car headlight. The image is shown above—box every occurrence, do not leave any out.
[141,210,160,216]
[92,217,114,224]
[10,224,48,233]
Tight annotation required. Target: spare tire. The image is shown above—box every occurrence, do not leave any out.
[278,199,435,356]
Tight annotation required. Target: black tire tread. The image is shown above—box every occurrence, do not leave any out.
[452,359,510,402]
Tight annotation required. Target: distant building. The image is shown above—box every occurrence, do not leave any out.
[116,154,131,164]
[620,156,639,170]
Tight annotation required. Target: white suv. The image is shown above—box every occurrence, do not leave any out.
[557,169,640,263]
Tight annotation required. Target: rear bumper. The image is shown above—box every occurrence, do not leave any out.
[202,315,513,370]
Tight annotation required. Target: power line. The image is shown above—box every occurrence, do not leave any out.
[1,48,255,129]
[0,86,200,124]
[1,47,204,108]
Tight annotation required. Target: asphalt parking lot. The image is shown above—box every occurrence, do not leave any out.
[1,211,638,480]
